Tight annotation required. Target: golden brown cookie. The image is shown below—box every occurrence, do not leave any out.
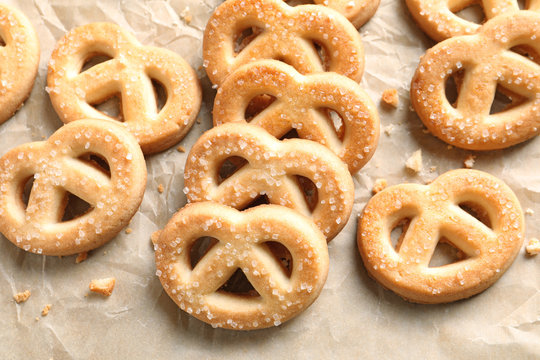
[406,0,540,42]
[0,119,147,256]
[203,0,364,85]
[184,123,354,241]
[0,5,39,125]
[47,22,202,154]
[358,169,524,304]
[411,11,540,150]
[213,60,379,173]
[154,202,329,330]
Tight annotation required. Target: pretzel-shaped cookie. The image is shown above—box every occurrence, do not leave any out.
[358,169,524,304]
[213,60,379,173]
[411,11,540,150]
[203,0,364,85]
[0,119,147,256]
[184,123,354,241]
[154,202,329,330]
[0,5,39,125]
[47,22,202,154]
[406,0,540,42]
[298,0,380,28]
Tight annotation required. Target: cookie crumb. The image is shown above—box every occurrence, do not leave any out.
[383,124,395,136]
[422,128,430,134]
[75,252,88,264]
[14,290,31,303]
[41,304,52,316]
[525,208,534,216]
[405,150,423,173]
[381,88,398,107]
[35,317,39,321]
[89,278,116,296]
[526,238,540,256]
[372,178,387,194]
[447,145,453,150]
[125,228,133,234]
[180,6,192,24]
[430,166,437,172]
[157,184,165,193]
[196,118,201,124]
[463,154,476,169]
[177,145,186,153]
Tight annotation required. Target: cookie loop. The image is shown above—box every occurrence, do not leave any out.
[0,5,39,125]
[0,119,147,256]
[213,60,379,173]
[203,0,364,85]
[406,0,540,41]
[358,169,524,304]
[154,202,329,330]
[411,11,540,150]
[47,22,202,154]
[184,123,354,241]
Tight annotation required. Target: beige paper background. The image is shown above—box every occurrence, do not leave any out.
[0,0,538,358]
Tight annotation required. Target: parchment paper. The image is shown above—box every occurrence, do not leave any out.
[0,0,538,359]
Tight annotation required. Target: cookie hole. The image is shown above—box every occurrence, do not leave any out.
[0,36,5,47]
[517,0,526,10]
[445,74,460,108]
[285,0,311,5]
[390,218,411,251]
[318,108,346,141]
[428,238,469,267]
[152,79,167,113]
[77,153,111,178]
[458,201,492,229]
[244,94,277,121]
[264,241,293,277]
[91,94,123,121]
[489,88,514,114]
[453,4,485,25]
[234,26,264,53]
[19,176,35,210]
[217,156,248,184]
[242,194,270,210]
[61,192,93,222]
[279,128,300,140]
[295,175,318,212]
[312,41,329,71]
[80,54,113,73]
[218,268,260,297]
[190,236,219,269]
[510,46,540,65]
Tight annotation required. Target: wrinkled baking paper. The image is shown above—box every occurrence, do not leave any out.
[0,0,538,358]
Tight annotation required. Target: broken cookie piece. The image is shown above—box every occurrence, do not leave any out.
[89,278,116,297]
[372,178,387,194]
[526,238,540,256]
[405,149,423,173]
[381,88,399,107]
[13,290,31,303]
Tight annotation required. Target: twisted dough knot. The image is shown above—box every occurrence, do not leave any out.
[47,22,202,154]
[358,169,524,304]
[411,11,540,150]
[0,120,147,256]
[184,123,354,241]
[203,0,364,85]
[406,0,540,41]
[0,5,39,125]
[153,202,329,330]
[213,60,379,173]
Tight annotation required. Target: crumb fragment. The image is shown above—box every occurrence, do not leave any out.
[422,128,430,134]
[447,145,453,150]
[405,150,423,173]
[41,304,52,316]
[526,238,540,256]
[196,118,201,124]
[151,230,161,244]
[383,124,395,136]
[372,178,387,194]
[381,88,399,107]
[157,184,165,193]
[180,6,192,24]
[177,145,186,153]
[430,166,437,172]
[75,252,88,264]
[463,154,476,169]
[14,290,31,303]
[89,278,116,296]
[35,317,39,321]
[125,228,133,234]
[525,208,534,216]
